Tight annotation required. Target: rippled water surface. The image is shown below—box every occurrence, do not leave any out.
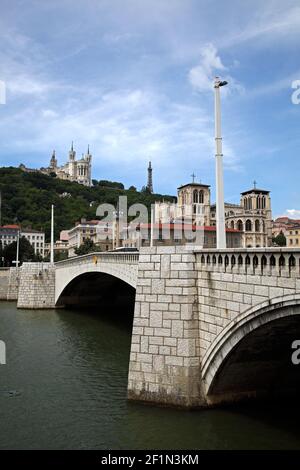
[0,301,300,450]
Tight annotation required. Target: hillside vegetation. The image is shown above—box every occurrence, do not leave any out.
[0,167,175,241]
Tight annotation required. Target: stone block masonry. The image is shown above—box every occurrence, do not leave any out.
[0,268,19,300]
[0,269,9,300]
[7,268,19,300]
[127,246,206,408]
[17,263,56,309]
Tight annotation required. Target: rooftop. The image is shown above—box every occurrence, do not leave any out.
[241,188,270,196]
[177,182,210,190]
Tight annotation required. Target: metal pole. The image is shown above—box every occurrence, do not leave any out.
[50,204,54,263]
[16,229,20,271]
[150,205,154,247]
[214,77,227,249]
[112,214,115,250]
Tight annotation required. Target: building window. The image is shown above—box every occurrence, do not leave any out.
[237,220,243,231]
[290,239,293,245]
[199,190,204,204]
[245,220,252,231]
[255,220,260,232]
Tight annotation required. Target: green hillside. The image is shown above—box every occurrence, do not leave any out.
[0,167,175,241]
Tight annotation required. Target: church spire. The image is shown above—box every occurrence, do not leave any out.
[69,141,75,161]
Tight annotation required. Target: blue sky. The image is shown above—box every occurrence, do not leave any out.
[0,0,300,218]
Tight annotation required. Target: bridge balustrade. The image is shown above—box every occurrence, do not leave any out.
[196,249,300,277]
[55,251,139,268]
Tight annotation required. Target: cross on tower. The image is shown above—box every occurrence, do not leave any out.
[191,173,196,183]
[253,180,257,189]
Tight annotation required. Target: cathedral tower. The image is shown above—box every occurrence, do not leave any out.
[49,150,57,170]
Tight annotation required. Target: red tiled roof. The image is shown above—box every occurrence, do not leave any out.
[127,223,240,233]
[2,224,20,229]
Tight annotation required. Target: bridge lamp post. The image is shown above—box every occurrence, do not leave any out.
[214,77,228,249]
[50,204,54,264]
[16,228,20,272]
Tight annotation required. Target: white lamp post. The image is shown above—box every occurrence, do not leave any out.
[214,77,228,249]
[50,204,54,263]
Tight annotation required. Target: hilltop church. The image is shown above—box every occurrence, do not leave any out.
[20,143,92,187]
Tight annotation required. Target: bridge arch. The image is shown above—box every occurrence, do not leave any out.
[55,253,138,306]
[202,294,300,404]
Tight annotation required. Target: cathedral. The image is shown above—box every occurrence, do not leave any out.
[154,180,272,248]
[40,143,92,186]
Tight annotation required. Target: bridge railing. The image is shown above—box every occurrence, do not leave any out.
[195,248,300,278]
[55,251,139,268]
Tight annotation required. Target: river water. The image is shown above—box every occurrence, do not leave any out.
[0,301,300,450]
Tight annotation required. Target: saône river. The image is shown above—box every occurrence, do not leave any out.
[0,300,300,450]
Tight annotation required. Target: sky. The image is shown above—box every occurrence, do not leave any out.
[0,0,300,218]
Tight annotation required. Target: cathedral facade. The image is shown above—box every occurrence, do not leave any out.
[40,144,92,186]
[154,181,272,248]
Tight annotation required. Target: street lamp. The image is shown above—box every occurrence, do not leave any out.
[214,77,228,249]
[50,204,54,263]
[16,228,20,271]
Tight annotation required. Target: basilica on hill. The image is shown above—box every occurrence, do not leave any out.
[19,143,92,187]
[154,179,273,248]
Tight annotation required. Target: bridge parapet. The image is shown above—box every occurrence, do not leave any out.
[196,248,300,278]
[55,251,139,268]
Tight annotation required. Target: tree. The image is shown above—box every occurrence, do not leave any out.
[74,238,96,256]
[3,236,35,266]
[272,231,286,246]
[55,250,69,262]
[141,185,151,194]
[128,185,137,191]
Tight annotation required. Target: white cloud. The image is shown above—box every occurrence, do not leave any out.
[223,5,300,48]
[188,43,226,92]
[286,209,300,218]
[188,43,244,96]
[42,109,59,118]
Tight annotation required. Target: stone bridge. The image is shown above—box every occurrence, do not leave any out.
[13,247,300,408]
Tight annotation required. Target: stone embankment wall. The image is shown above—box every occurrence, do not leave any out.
[0,269,9,300]
[0,268,19,300]
[7,268,19,300]
[17,263,56,309]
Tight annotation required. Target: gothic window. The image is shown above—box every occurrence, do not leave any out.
[257,196,261,209]
[245,219,252,231]
[255,219,260,232]
[230,221,235,229]
[248,198,252,210]
[193,190,198,203]
[199,190,204,204]
[244,198,247,209]
[262,196,266,209]
[237,220,243,231]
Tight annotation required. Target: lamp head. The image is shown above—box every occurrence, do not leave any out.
[214,77,228,88]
